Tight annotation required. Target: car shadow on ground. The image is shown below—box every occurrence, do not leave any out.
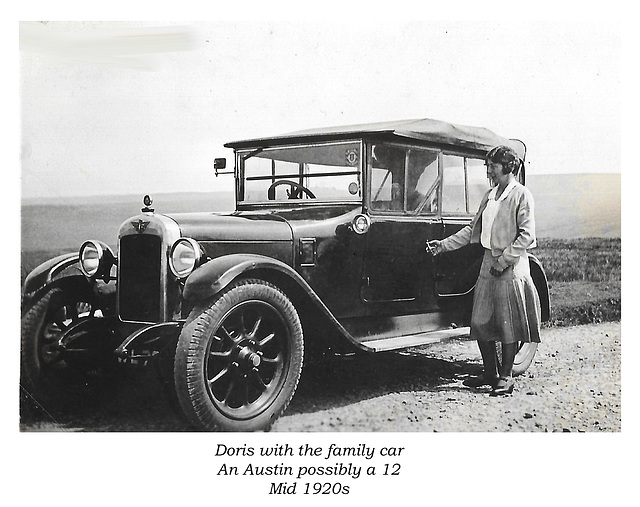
[285,346,483,416]
[19,339,482,431]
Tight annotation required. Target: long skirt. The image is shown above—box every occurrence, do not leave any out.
[470,249,542,344]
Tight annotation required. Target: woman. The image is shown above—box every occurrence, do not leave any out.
[427,146,541,396]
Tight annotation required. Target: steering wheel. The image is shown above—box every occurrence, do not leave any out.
[267,180,316,200]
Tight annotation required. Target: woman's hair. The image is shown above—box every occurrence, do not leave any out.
[486,145,521,174]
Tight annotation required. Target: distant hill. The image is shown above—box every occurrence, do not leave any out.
[526,173,620,238]
[21,173,620,255]
[21,192,236,252]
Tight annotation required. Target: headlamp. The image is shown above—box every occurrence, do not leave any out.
[169,238,204,279]
[79,240,116,280]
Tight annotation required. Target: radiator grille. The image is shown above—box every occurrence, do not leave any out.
[118,234,162,322]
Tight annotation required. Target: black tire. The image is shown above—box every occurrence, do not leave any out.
[21,287,108,400]
[174,279,304,431]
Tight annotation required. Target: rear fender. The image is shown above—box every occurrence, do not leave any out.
[528,254,550,322]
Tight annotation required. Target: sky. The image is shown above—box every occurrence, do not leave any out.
[19,19,621,200]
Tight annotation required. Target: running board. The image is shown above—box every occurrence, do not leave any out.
[360,326,470,352]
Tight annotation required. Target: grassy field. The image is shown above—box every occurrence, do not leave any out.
[531,238,621,326]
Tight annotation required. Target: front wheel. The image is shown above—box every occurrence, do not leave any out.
[174,279,304,431]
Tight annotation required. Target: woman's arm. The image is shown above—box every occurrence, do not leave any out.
[427,191,488,256]
[440,191,488,252]
[440,224,473,252]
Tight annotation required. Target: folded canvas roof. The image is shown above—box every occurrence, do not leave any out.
[225,117,526,160]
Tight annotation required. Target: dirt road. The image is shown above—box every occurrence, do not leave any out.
[20,322,621,432]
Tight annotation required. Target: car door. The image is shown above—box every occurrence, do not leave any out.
[360,143,443,313]
[435,154,488,300]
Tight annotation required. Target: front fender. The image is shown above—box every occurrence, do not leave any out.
[182,253,367,352]
[22,253,86,312]
[183,254,300,301]
[23,253,79,294]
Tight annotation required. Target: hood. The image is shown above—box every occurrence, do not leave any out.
[167,205,361,242]
[166,211,293,242]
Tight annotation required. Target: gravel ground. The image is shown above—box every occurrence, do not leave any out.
[273,322,621,432]
[19,322,621,432]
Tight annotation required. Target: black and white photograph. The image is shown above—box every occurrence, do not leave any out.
[9,7,632,505]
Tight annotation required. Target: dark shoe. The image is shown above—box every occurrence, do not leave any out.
[490,377,515,396]
[464,374,498,388]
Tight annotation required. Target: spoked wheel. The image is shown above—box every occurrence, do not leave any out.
[21,287,109,399]
[174,279,304,431]
[495,341,538,377]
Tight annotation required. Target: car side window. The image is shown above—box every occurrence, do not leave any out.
[370,144,406,211]
[407,149,439,214]
[370,144,439,214]
[466,158,489,212]
[370,166,393,206]
[442,155,489,214]
[442,155,466,213]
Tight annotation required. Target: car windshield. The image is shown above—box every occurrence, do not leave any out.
[238,141,362,204]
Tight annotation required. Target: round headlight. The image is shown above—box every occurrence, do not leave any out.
[79,240,115,279]
[170,238,203,279]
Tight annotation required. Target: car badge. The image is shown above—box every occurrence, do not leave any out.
[132,219,150,233]
[345,149,359,166]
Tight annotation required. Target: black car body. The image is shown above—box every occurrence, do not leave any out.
[21,118,550,431]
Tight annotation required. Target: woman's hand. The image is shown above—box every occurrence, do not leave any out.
[426,240,443,256]
[489,260,505,277]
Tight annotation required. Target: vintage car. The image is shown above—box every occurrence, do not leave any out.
[21,118,550,431]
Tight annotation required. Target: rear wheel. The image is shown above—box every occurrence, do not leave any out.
[174,279,304,431]
[495,341,538,377]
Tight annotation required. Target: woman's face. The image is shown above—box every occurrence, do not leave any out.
[486,161,509,187]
